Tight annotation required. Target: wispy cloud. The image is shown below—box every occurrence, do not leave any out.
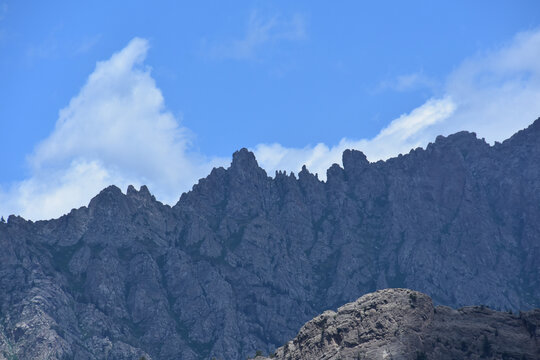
[437,28,540,142]
[25,26,62,62]
[253,28,540,178]
[254,98,455,178]
[204,10,306,60]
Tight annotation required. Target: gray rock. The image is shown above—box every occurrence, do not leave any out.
[0,119,540,359]
[259,288,540,360]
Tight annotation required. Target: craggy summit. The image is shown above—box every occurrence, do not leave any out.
[1,119,539,359]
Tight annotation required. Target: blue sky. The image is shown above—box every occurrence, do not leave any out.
[1,1,540,220]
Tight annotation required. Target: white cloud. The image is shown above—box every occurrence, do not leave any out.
[205,10,306,60]
[0,160,114,221]
[2,29,540,221]
[254,98,456,178]
[0,37,227,220]
[254,28,540,177]
[437,28,540,143]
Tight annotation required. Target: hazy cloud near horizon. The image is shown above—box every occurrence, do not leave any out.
[1,29,540,221]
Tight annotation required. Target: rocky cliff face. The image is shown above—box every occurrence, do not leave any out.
[0,119,539,359]
[258,288,540,360]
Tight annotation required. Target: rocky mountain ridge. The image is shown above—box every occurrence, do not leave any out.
[257,288,540,360]
[0,119,539,359]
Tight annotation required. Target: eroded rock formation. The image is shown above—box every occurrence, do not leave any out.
[1,119,539,359]
[258,289,540,360]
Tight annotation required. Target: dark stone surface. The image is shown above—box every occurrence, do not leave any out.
[1,119,539,359]
[260,289,540,360]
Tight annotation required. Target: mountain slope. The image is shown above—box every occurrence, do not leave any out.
[0,119,539,359]
[258,288,540,360]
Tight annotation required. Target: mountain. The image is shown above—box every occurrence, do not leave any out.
[256,288,540,360]
[0,119,539,359]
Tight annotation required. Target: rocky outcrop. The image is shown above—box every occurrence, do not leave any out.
[259,289,540,360]
[0,119,540,359]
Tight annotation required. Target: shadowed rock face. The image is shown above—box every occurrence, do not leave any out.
[0,119,539,359]
[258,289,540,360]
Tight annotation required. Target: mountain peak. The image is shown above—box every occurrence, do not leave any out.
[434,131,480,146]
[230,148,264,176]
[228,147,268,183]
[231,148,258,169]
[511,116,540,137]
[342,149,369,173]
[127,184,154,202]
[88,185,125,210]
[92,185,123,199]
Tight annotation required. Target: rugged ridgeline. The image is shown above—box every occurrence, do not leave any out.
[257,289,540,360]
[0,119,539,359]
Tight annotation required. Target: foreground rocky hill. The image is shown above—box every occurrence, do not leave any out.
[257,289,540,360]
[0,119,539,359]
